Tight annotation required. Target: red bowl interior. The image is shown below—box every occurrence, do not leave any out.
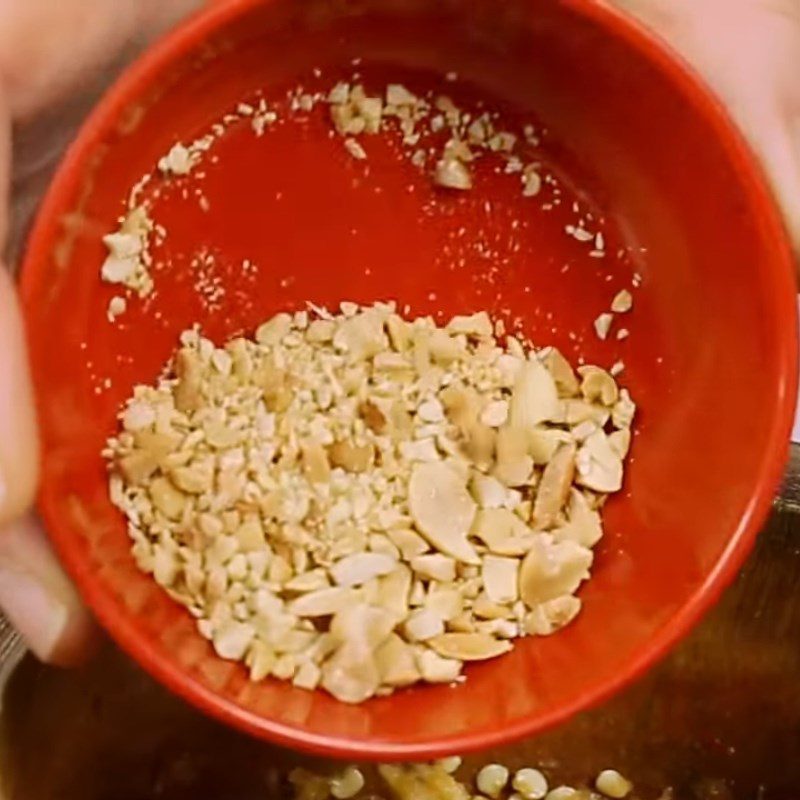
[19,0,797,760]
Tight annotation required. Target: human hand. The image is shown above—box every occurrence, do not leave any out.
[610,0,800,259]
[4,0,799,667]
[0,0,204,666]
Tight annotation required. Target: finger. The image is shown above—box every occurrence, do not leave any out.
[613,0,800,255]
[0,257,98,664]
[0,92,98,662]
[0,515,96,666]
[0,0,206,120]
[0,268,36,527]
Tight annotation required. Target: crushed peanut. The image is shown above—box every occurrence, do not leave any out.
[326,81,552,200]
[344,138,368,161]
[438,757,463,774]
[100,206,155,297]
[593,287,636,342]
[104,75,626,343]
[105,302,635,703]
[435,156,473,190]
[610,290,633,314]
[593,313,613,342]
[107,295,127,322]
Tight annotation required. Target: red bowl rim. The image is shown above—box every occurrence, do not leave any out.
[18,0,799,760]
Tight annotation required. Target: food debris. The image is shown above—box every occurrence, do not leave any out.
[326,80,556,201]
[158,134,217,177]
[595,770,633,799]
[105,302,635,703]
[593,313,613,341]
[252,98,278,136]
[522,168,542,197]
[100,206,155,297]
[610,290,633,314]
[609,361,625,377]
[290,760,645,800]
[107,295,127,322]
[103,74,623,333]
[434,156,473,190]
[344,138,368,160]
[158,143,195,176]
[593,286,636,341]
[565,225,594,244]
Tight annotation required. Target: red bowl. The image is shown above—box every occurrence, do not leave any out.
[18,0,797,760]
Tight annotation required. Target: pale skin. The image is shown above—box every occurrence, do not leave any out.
[0,0,797,665]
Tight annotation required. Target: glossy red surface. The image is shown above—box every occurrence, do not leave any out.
[18,0,798,760]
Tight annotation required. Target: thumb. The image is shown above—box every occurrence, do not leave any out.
[612,0,800,256]
[0,0,207,120]
[0,268,96,665]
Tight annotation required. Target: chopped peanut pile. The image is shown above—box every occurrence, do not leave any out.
[105,303,634,702]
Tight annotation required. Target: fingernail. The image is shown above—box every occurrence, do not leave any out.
[0,563,68,662]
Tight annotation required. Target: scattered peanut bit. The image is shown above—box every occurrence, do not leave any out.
[102,96,280,317]
[522,168,542,197]
[610,289,633,314]
[593,312,614,341]
[158,134,216,177]
[594,288,635,342]
[105,76,597,326]
[325,79,555,200]
[344,138,368,160]
[106,302,635,703]
[566,225,595,243]
[252,98,278,136]
[435,156,473,190]
[107,295,127,322]
[100,206,154,297]
[158,143,193,176]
